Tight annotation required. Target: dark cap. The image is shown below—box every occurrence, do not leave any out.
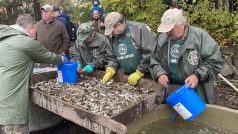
[77,22,95,41]
[53,5,60,12]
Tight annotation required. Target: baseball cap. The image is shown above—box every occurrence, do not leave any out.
[41,4,53,11]
[157,8,183,33]
[104,12,121,36]
[77,22,95,41]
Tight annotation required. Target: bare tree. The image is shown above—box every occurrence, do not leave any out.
[33,0,41,21]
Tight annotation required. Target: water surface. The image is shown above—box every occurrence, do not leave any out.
[138,118,237,134]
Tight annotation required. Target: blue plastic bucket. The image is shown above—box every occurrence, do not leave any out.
[166,84,206,121]
[57,61,78,84]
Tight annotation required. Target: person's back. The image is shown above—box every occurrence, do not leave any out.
[53,6,77,42]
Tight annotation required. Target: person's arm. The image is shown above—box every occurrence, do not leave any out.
[92,36,118,70]
[149,40,168,81]
[23,39,62,65]
[194,31,223,81]
[72,44,85,66]
[136,24,157,73]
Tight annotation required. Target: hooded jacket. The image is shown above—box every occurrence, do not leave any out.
[150,26,223,103]
[57,12,70,27]
[74,32,118,70]
[0,25,62,125]
[56,12,76,40]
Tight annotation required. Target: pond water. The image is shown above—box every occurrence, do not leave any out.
[138,118,237,134]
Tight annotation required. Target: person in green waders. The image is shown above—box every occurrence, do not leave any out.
[102,12,156,86]
[150,9,223,103]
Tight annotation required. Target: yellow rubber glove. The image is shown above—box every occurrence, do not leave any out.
[128,69,144,86]
[102,67,116,84]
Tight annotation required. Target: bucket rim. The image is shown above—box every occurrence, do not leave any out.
[57,61,78,68]
[166,84,193,103]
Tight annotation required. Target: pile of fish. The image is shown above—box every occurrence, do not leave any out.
[32,76,150,117]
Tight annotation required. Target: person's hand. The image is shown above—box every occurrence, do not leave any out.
[100,22,104,27]
[185,74,198,88]
[77,63,83,74]
[102,67,116,84]
[128,70,144,86]
[83,64,93,73]
[158,74,169,87]
[62,56,69,64]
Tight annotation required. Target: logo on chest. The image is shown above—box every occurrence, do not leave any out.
[118,44,127,56]
[92,49,99,58]
[188,50,199,65]
[170,44,181,59]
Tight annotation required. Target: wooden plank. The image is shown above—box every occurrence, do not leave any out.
[31,71,179,133]
[111,89,164,125]
[31,89,127,134]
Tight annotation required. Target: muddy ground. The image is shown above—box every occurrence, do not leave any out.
[214,81,238,109]
[215,46,238,109]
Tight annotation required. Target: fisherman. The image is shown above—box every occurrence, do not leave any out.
[102,12,156,86]
[73,22,118,74]
[150,9,223,103]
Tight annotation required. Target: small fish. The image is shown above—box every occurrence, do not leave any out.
[32,76,151,117]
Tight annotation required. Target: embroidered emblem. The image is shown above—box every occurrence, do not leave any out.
[188,50,199,65]
[92,49,99,58]
[118,44,127,56]
[171,44,181,59]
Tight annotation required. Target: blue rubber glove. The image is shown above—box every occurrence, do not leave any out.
[83,64,93,73]
[62,56,70,64]
[77,63,82,69]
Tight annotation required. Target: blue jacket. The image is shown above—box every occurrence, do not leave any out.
[57,12,71,35]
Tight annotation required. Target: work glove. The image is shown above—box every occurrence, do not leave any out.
[128,69,144,86]
[62,56,69,64]
[77,63,83,74]
[102,67,116,84]
[83,64,93,73]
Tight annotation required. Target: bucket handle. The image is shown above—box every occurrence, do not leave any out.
[171,112,178,121]
[176,84,187,93]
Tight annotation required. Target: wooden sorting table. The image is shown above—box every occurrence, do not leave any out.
[31,71,178,134]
